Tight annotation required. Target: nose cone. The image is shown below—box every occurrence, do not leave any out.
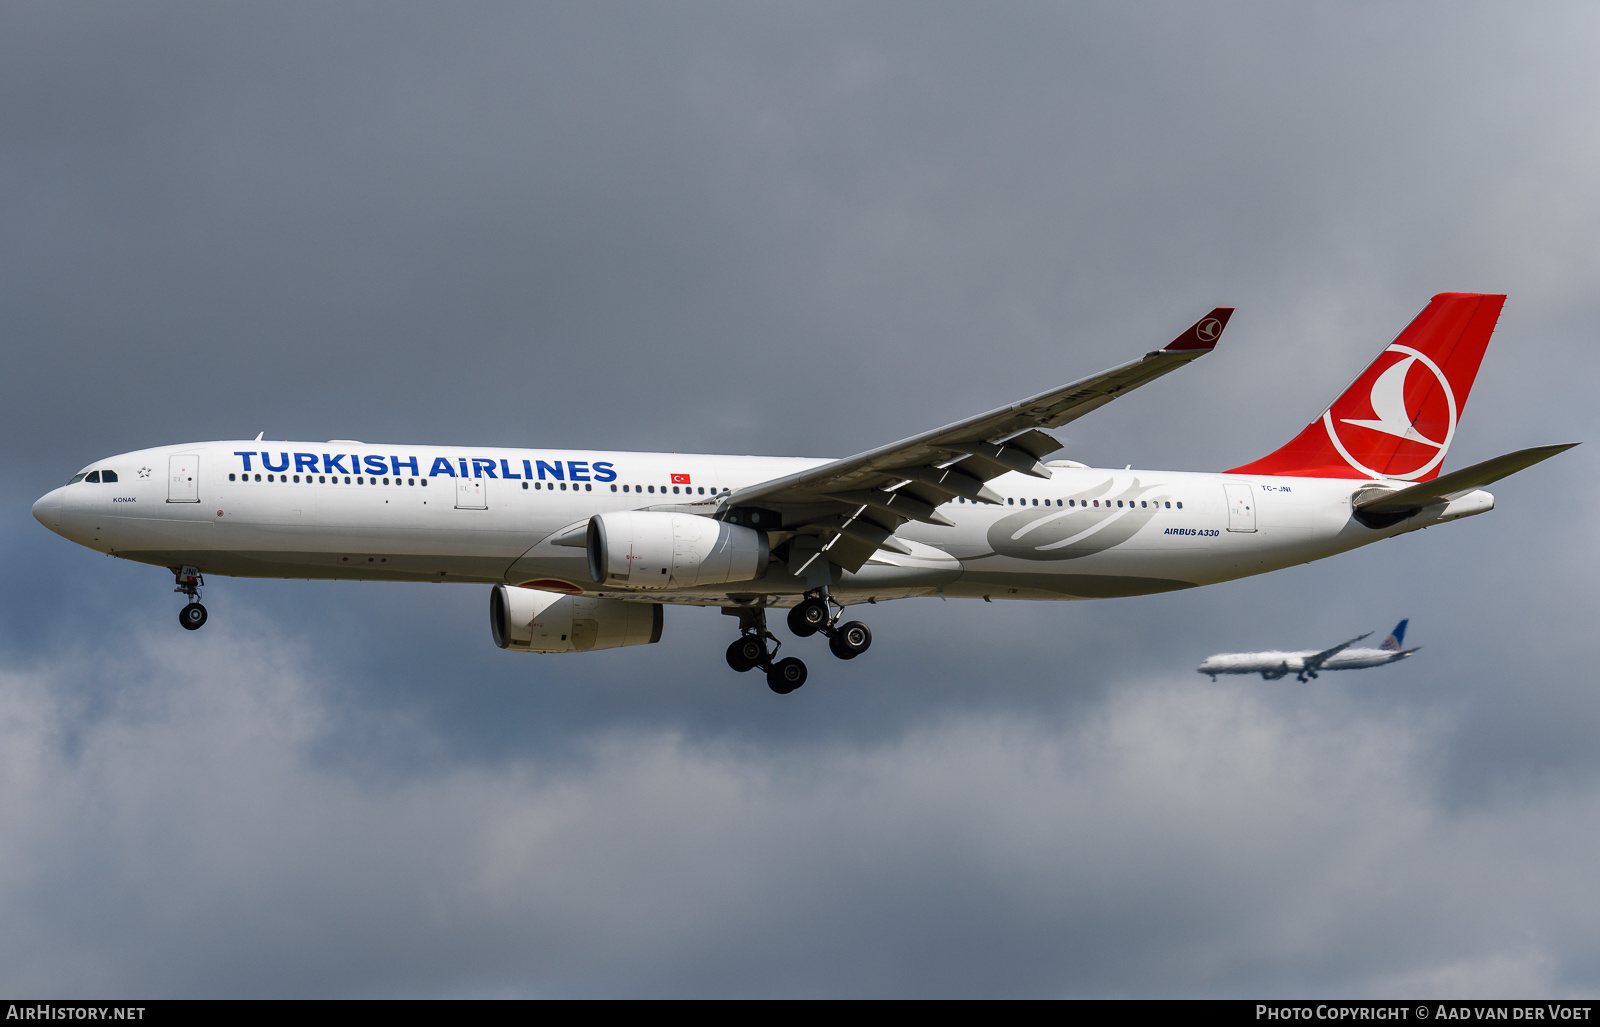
[32,488,63,530]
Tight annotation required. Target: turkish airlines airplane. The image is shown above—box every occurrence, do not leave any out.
[32,293,1572,694]
[1197,619,1418,682]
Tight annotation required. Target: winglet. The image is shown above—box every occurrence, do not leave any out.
[1163,307,1234,352]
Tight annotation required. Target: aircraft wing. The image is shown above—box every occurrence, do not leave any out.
[1304,633,1371,672]
[722,307,1234,573]
[1354,443,1577,515]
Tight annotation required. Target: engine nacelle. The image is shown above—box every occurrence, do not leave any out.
[490,584,663,653]
[586,511,768,590]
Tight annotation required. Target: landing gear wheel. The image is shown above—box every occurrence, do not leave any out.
[787,598,830,637]
[828,620,872,660]
[766,657,808,694]
[179,603,208,631]
[726,636,766,673]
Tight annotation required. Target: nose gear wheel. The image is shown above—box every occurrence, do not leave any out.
[171,566,208,631]
[179,602,208,630]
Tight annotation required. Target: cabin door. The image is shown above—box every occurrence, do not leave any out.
[456,477,487,510]
[168,454,200,503]
[1224,482,1256,532]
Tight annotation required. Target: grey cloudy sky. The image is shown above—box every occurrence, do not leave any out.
[4,1,1600,997]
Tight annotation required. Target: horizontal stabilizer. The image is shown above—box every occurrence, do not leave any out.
[1354,443,1577,514]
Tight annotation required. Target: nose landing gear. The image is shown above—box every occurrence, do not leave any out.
[172,565,207,630]
[723,607,809,694]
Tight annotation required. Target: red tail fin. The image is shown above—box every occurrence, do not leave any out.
[1228,293,1505,481]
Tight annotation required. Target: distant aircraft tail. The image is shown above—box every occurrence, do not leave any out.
[1380,619,1409,652]
[1228,294,1505,481]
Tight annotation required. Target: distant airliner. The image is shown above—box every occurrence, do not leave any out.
[1197,620,1418,681]
[32,293,1572,695]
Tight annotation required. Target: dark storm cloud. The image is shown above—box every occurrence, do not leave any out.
[3,0,1599,996]
[4,626,1599,999]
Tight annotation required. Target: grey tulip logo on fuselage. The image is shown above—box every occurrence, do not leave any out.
[983,478,1168,560]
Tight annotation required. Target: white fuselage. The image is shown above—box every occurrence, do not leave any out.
[32,441,1497,608]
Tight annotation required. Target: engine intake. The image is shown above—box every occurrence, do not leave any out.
[586,511,768,589]
[490,584,663,653]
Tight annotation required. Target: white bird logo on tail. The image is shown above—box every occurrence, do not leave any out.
[1339,355,1443,446]
[1321,343,1458,480]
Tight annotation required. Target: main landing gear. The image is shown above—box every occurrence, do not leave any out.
[787,592,872,661]
[724,608,808,694]
[723,591,873,696]
[172,565,208,630]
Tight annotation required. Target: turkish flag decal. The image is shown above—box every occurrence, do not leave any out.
[671,473,691,485]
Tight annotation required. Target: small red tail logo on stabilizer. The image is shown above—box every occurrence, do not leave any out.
[1228,293,1504,481]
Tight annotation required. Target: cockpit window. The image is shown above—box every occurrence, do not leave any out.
[100,469,118,483]
[67,473,88,485]
[85,471,100,483]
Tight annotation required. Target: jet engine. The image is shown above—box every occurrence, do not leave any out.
[586,511,768,590]
[490,584,663,653]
